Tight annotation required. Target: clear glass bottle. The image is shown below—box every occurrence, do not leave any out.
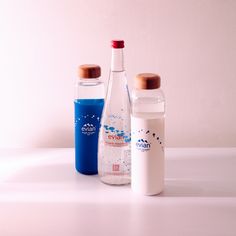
[131,73,165,195]
[74,64,105,175]
[98,40,131,185]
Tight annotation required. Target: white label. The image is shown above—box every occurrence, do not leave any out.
[131,115,165,195]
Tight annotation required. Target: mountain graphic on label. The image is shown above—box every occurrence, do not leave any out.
[84,123,94,127]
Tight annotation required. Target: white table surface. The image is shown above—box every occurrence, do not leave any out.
[0,148,236,236]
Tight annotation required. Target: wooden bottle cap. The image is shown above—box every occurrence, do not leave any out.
[78,64,101,78]
[135,73,161,89]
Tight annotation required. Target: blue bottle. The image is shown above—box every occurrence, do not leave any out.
[74,64,104,175]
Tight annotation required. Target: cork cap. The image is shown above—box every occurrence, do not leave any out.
[78,64,101,79]
[135,73,161,89]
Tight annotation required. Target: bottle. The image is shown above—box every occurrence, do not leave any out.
[131,73,165,195]
[98,40,131,185]
[74,64,105,175]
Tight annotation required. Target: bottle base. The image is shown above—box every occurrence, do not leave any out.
[131,186,164,196]
[100,174,130,186]
[76,167,98,175]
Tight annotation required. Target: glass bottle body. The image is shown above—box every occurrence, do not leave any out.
[99,47,131,185]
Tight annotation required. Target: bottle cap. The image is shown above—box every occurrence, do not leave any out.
[111,40,124,48]
[78,64,101,78]
[135,73,161,89]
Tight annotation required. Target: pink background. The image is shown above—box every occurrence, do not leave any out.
[0,0,235,148]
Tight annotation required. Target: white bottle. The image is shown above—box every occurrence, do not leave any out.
[131,73,165,195]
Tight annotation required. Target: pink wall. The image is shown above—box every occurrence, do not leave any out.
[0,0,235,147]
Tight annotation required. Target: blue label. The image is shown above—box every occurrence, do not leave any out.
[74,99,104,174]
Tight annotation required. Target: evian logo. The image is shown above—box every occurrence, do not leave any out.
[81,123,96,135]
[136,139,151,152]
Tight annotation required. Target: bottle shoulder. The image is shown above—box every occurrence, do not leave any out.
[75,79,105,99]
[132,88,165,101]
[131,88,165,114]
[76,79,104,87]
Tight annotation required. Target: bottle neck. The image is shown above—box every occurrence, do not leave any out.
[111,48,124,72]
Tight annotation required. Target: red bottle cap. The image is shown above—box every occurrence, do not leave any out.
[111,40,125,48]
